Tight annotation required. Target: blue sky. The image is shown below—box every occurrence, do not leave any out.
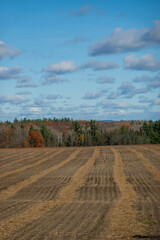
[0,0,160,121]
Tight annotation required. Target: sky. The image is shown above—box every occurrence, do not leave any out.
[0,0,160,121]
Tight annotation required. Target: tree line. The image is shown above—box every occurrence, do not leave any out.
[0,119,159,148]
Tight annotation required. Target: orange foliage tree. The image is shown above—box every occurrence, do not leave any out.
[29,130,44,147]
[119,123,130,131]
[23,138,28,148]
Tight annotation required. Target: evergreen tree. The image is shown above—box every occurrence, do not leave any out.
[41,124,50,146]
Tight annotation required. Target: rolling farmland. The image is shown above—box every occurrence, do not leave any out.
[0,145,160,240]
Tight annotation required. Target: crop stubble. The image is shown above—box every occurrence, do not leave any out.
[118,146,160,238]
[0,145,160,240]
[131,146,160,172]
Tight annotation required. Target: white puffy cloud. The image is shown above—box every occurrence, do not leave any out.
[43,75,67,85]
[148,79,160,88]
[45,94,62,100]
[124,54,160,71]
[83,91,103,99]
[107,92,119,99]
[99,99,132,109]
[138,97,152,103]
[81,60,118,71]
[16,90,31,95]
[133,74,160,89]
[0,66,22,80]
[39,94,62,100]
[90,20,160,56]
[44,60,77,74]
[106,81,149,100]
[0,41,21,59]
[133,75,152,82]
[42,61,76,84]
[0,95,29,104]
[30,107,41,113]
[142,20,160,43]
[118,81,148,98]
[16,76,37,88]
[97,76,115,84]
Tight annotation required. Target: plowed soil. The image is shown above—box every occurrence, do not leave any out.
[0,145,160,240]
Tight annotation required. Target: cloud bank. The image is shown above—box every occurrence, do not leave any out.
[97,76,115,84]
[44,60,77,74]
[16,76,37,88]
[124,54,160,71]
[0,41,21,59]
[90,20,160,56]
[0,66,22,80]
[83,91,103,99]
[0,95,29,104]
[81,60,118,71]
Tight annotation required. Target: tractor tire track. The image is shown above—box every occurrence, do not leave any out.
[132,146,160,171]
[0,147,98,240]
[119,147,160,238]
[128,147,160,180]
[11,149,94,202]
[0,149,44,164]
[0,149,58,178]
[0,150,23,161]
[0,151,36,171]
[0,149,75,192]
[103,147,145,240]
[0,149,55,175]
[0,200,32,221]
[0,149,81,220]
[15,147,116,240]
[77,147,120,202]
[0,151,33,166]
[0,149,73,200]
[143,147,160,155]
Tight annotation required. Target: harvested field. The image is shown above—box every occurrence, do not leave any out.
[0,145,160,240]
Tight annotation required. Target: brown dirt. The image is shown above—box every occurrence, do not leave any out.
[0,147,98,239]
[0,150,35,166]
[144,145,160,153]
[0,145,160,240]
[101,147,146,240]
[132,146,160,171]
[77,147,120,202]
[119,146,160,238]
[10,148,94,202]
[0,149,54,173]
[0,149,58,177]
[128,147,160,180]
[0,149,76,200]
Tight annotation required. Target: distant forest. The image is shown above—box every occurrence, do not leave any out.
[0,118,160,148]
